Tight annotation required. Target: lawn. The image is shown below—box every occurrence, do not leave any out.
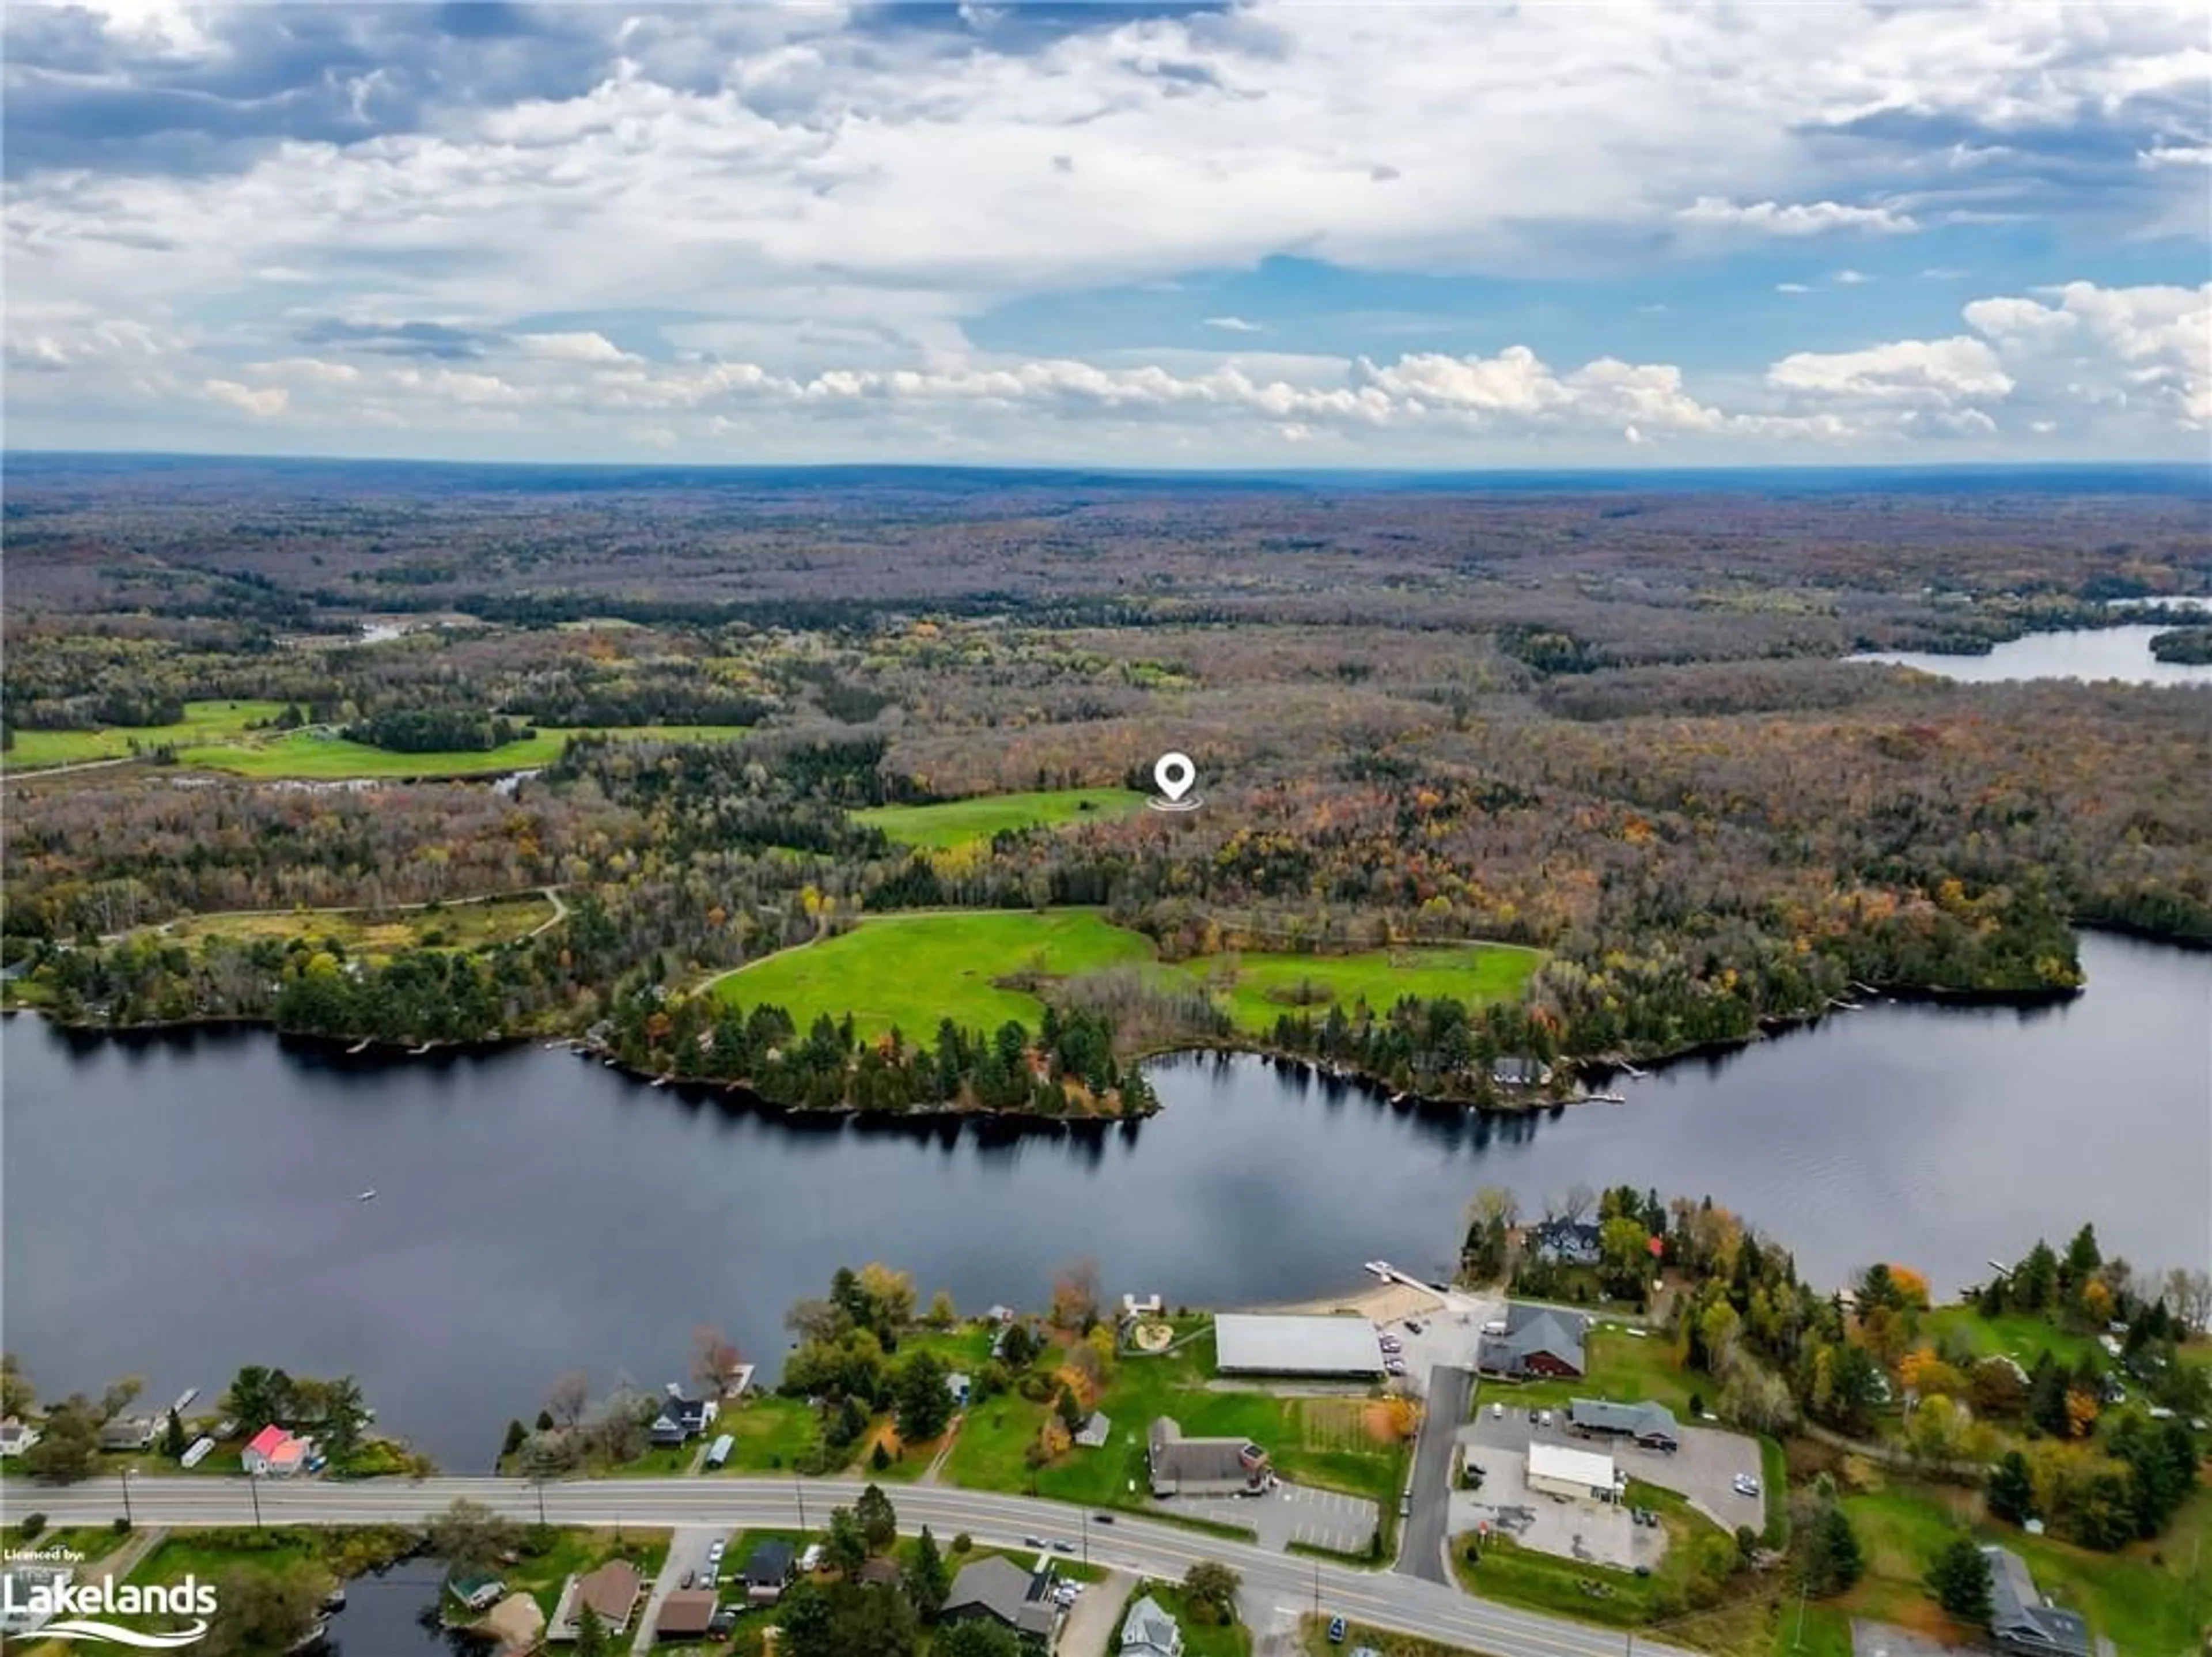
[1918,1306,2104,1372]
[714,909,1536,1044]
[152,893,556,958]
[1487,1326,1698,1416]
[1838,1474,2210,1656]
[1200,943,1541,1035]
[944,1325,1409,1517]
[0,699,290,770]
[1,1524,130,1563]
[705,1394,826,1476]
[176,722,750,779]
[855,789,1148,850]
[713,910,1158,1038]
[1140,1583,1252,1657]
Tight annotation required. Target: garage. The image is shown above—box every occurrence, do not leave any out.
[1211,1313,1384,1378]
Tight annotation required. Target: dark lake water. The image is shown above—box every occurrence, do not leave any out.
[4,931,2206,1469]
[323,1558,483,1657]
[1850,623,2212,686]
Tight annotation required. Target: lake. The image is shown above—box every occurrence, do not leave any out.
[1851,623,2212,686]
[3,930,2206,1468]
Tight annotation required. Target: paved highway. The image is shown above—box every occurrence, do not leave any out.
[2,1474,1688,1657]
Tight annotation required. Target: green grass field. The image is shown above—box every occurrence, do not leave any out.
[1,699,290,769]
[714,910,1158,1037]
[714,910,1536,1042]
[177,722,749,779]
[855,789,1148,850]
[1917,1306,2103,1372]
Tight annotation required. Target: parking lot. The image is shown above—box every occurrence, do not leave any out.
[1156,1480,1380,1554]
[1373,1290,1496,1396]
[1459,1403,1768,1538]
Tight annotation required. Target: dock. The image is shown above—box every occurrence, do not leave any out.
[172,1387,199,1414]
[650,1075,672,1088]
[346,1039,372,1054]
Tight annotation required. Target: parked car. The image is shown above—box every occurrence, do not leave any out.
[1328,1615,1348,1643]
[679,1569,694,1590]
[1050,1539,1075,1553]
[1538,1409,1552,1428]
[1732,1474,1762,1497]
[1527,1407,1539,1423]
[1491,1402,1503,1419]
[1403,1319,1424,1334]
[1022,1535,1044,1548]
[1385,1359,1407,1375]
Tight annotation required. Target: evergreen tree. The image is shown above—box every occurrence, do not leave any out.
[904,1526,949,1620]
[1802,1505,1863,1596]
[574,1604,608,1657]
[164,1409,187,1460]
[1986,1450,2036,1524]
[1927,1535,1993,1623]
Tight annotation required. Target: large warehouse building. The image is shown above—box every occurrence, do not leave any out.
[1212,1314,1385,1378]
[1527,1441,1618,1503]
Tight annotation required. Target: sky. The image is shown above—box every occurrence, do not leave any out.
[2,0,2208,467]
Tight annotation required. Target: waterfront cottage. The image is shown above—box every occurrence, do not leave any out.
[1121,1593,1184,1657]
[1479,1305,1588,1379]
[241,1423,312,1476]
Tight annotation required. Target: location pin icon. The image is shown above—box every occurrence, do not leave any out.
[1154,751,1196,803]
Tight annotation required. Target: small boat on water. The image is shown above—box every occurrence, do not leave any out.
[357,1189,378,1202]
[346,1039,372,1054]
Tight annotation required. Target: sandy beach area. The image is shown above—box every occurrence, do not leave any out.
[1257,1280,1447,1322]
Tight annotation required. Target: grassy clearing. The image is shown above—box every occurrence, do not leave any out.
[1486,1326,1697,1416]
[1918,1306,2103,1372]
[856,789,1148,850]
[715,909,1534,1042]
[1139,1584,1252,1657]
[177,722,749,779]
[704,1394,826,1476]
[1837,1474,2210,1656]
[1200,943,1541,1035]
[715,910,1157,1038]
[943,1325,1408,1519]
[1,700,290,770]
[1,1524,130,1563]
[150,894,555,957]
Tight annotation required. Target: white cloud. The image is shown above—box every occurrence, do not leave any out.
[1831,268,1873,284]
[2138,142,2212,168]
[203,378,289,417]
[1677,197,1918,237]
[1768,336,2014,407]
[1776,283,1813,294]
[1202,316,1265,334]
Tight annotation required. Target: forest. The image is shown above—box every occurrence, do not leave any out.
[2,459,2207,1113]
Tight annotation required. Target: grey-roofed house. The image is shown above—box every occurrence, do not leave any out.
[1492,1056,1553,1089]
[1568,1398,1679,1450]
[1121,1593,1184,1657]
[1479,1305,1587,1379]
[942,1556,1060,1645]
[1074,1410,1112,1449]
[1982,1546,2091,1657]
[744,1539,796,1605]
[1148,1416,1269,1497]
[649,1384,717,1447]
[97,1416,159,1452]
[1527,1220,1603,1266]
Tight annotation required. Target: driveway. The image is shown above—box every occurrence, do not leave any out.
[631,1523,722,1652]
[1461,1408,1766,1540]
[1154,1481,1379,1554]
[1055,1569,1134,1657]
[1377,1295,1495,1394]
[1394,1364,1469,1583]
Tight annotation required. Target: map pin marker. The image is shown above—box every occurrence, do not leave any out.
[1154,752,1196,803]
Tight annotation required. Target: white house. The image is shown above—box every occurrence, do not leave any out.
[1121,1594,1183,1657]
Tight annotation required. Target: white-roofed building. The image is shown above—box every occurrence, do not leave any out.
[1526,1440,1618,1502]
[1211,1314,1384,1378]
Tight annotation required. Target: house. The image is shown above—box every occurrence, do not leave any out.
[1147,1416,1269,1497]
[97,1416,159,1452]
[1120,1593,1183,1657]
[1567,1398,1679,1450]
[1479,1305,1588,1379]
[744,1539,796,1604]
[448,1571,506,1613]
[0,1418,39,1458]
[1982,1546,2092,1657]
[481,1592,545,1657]
[856,1557,903,1588]
[1491,1056,1553,1089]
[1527,1220,1603,1266]
[1121,1292,1164,1321]
[550,1560,642,1642]
[650,1384,718,1447]
[1074,1410,1112,1449]
[656,1590,718,1639]
[1527,1441,1618,1503]
[985,1304,1018,1325]
[241,1423,312,1476]
[942,1556,1060,1645]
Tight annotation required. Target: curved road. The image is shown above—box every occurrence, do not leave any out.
[2,1475,1689,1657]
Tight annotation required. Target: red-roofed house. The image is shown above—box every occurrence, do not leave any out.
[242,1424,310,1477]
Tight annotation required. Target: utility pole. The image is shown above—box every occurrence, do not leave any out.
[119,1468,134,1528]
[794,1475,808,1532]
[247,1470,262,1529]
[1310,1557,1320,1617]
[533,1474,548,1527]
[1793,1579,1808,1649]
[1081,1510,1088,1568]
